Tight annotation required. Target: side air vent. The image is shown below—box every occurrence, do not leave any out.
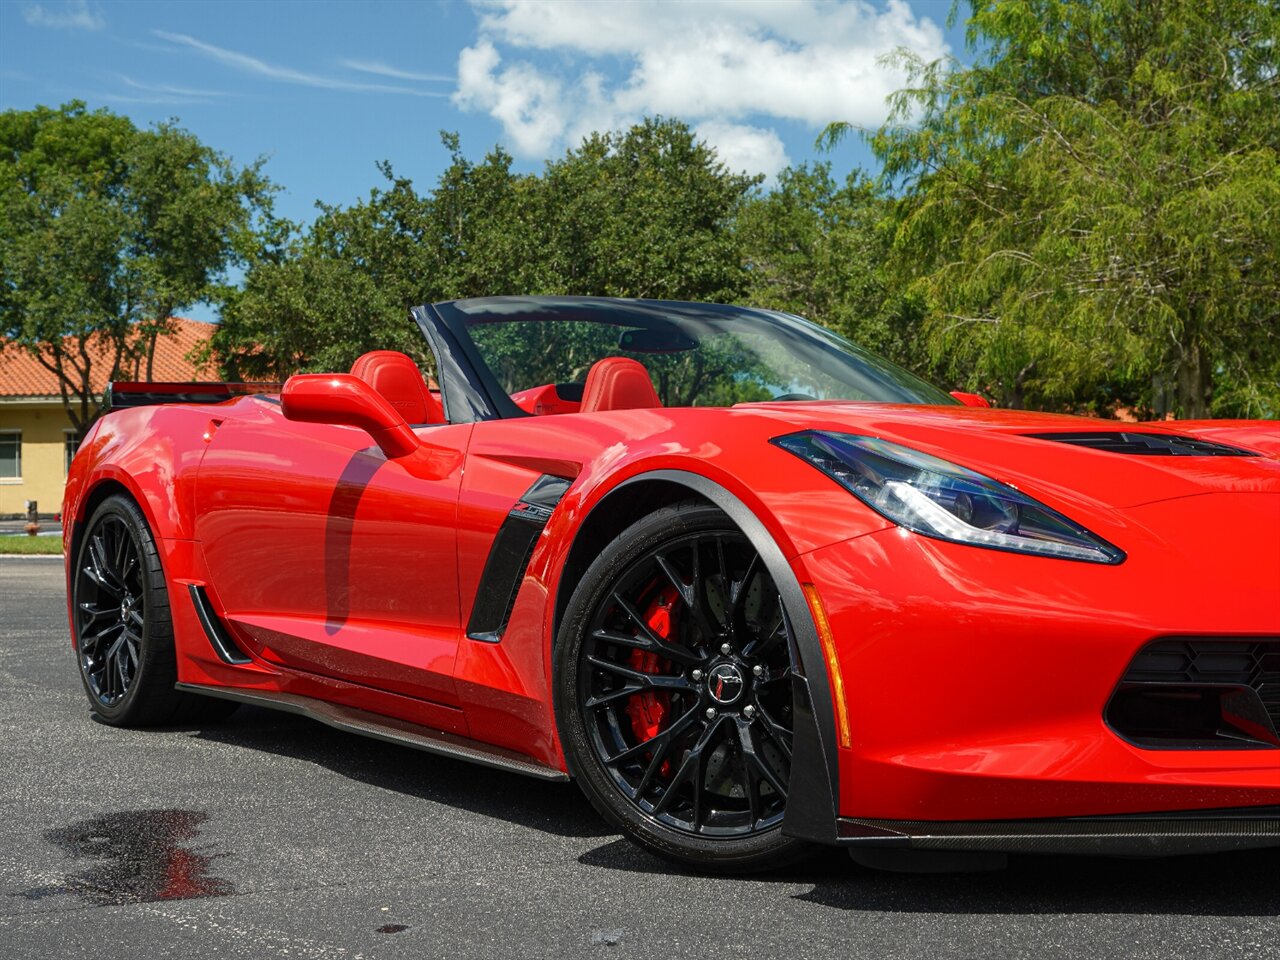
[188,585,253,665]
[1106,638,1280,749]
[1025,432,1258,457]
[466,475,573,643]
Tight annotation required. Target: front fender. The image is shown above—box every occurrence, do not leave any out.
[543,466,845,844]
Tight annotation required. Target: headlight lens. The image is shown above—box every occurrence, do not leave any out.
[773,431,1124,564]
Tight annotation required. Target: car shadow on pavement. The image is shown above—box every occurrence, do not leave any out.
[578,837,1280,917]
[189,706,613,840]
[186,706,1279,916]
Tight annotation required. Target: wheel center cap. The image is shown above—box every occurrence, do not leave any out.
[707,663,746,705]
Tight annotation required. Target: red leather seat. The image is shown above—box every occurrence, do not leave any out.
[349,351,445,425]
[579,357,662,413]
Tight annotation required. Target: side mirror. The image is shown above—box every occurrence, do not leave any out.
[281,374,421,459]
[950,390,991,408]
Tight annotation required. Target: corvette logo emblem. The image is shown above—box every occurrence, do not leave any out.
[707,663,746,705]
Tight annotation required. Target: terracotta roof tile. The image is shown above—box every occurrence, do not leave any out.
[0,318,215,398]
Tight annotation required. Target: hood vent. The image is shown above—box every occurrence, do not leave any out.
[1025,432,1259,457]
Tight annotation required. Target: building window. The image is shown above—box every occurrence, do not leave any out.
[64,430,82,475]
[0,431,19,480]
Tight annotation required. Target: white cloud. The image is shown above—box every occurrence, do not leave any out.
[454,0,949,177]
[695,121,790,179]
[339,59,453,83]
[84,90,204,106]
[153,31,447,97]
[23,0,103,31]
[120,76,227,99]
[455,39,567,155]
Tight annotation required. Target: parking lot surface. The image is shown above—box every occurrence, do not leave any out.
[1,557,1276,959]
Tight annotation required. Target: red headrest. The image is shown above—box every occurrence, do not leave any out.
[579,357,662,413]
[349,351,444,425]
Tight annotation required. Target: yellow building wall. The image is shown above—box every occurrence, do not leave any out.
[0,401,76,517]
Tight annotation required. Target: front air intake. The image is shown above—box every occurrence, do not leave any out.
[1106,639,1280,749]
[1024,432,1258,457]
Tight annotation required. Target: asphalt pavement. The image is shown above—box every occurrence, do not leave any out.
[1,557,1276,959]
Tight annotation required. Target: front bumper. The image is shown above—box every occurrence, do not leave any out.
[791,491,1280,830]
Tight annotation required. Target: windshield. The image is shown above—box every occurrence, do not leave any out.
[431,298,956,416]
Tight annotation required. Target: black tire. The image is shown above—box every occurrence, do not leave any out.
[72,493,238,727]
[555,501,811,873]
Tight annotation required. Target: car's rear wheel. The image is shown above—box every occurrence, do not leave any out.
[556,501,810,872]
[73,494,237,726]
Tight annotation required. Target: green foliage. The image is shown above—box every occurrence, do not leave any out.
[831,0,1280,417]
[215,118,759,379]
[217,164,435,379]
[736,163,923,368]
[154,0,1280,419]
[0,102,273,428]
[421,133,548,300]
[51,2,1270,423]
[536,119,759,302]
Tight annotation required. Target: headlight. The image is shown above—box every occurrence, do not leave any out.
[772,431,1124,564]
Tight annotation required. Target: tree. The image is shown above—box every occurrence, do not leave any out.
[736,162,924,368]
[449,118,761,397]
[0,102,272,430]
[423,134,547,300]
[828,0,1280,416]
[538,118,759,302]
[216,138,545,378]
[216,163,439,380]
[215,118,759,380]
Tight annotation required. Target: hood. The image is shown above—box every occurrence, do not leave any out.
[737,402,1280,512]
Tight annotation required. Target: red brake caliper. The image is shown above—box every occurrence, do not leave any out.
[624,584,681,776]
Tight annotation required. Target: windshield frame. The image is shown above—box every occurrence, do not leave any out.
[418,296,957,423]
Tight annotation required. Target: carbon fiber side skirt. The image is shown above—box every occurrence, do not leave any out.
[175,682,570,782]
[837,808,1280,856]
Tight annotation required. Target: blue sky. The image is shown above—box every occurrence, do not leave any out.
[1,0,968,317]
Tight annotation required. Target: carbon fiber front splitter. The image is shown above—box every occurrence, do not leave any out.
[837,806,1280,856]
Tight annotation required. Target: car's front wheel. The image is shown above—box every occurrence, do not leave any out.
[555,501,810,872]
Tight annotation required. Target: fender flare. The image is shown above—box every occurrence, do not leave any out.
[581,468,842,843]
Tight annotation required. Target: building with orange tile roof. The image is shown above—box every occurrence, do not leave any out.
[0,318,215,517]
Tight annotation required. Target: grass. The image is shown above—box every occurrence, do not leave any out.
[0,534,63,555]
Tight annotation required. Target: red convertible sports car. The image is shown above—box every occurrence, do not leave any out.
[64,297,1280,872]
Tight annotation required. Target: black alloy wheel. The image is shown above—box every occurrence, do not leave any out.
[556,501,811,872]
[72,494,237,726]
[76,511,146,707]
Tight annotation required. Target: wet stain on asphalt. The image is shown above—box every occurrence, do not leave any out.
[19,809,233,905]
